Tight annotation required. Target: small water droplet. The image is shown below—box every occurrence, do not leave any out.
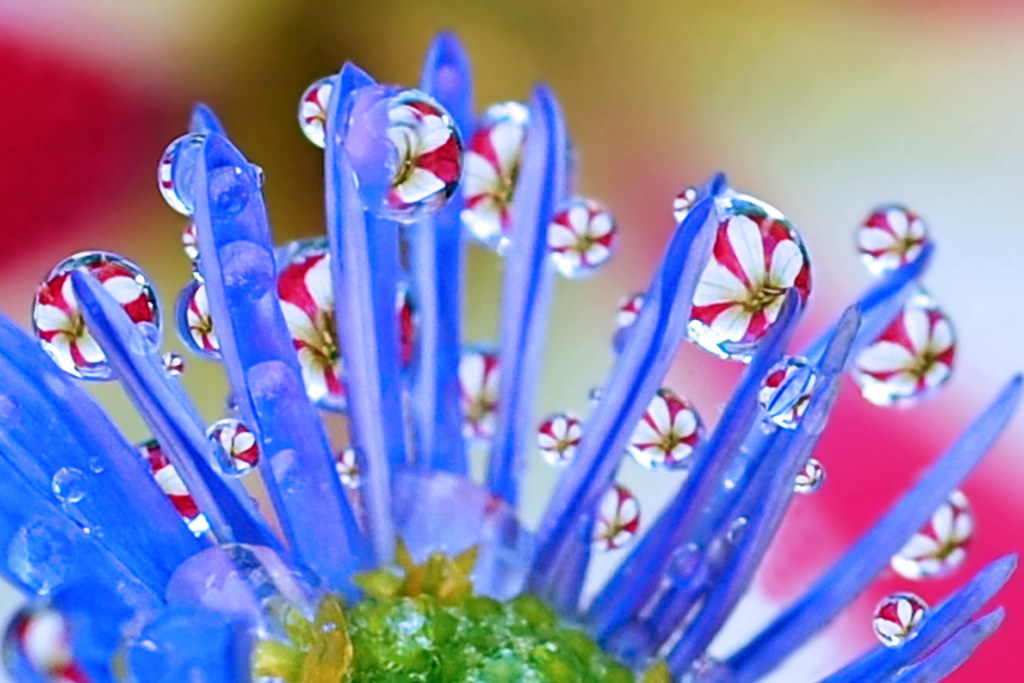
[181,223,199,261]
[459,346,499,442]
[628,388,703,470]
[547,197,617,278]
[689,191,811,361]
[51,467,86,504]
[207,418,259,477]
[157,133,205,215]
[673,185,699,224]
[176,278,220,359]
[298,76,334,148]
[726,516,749,544]
[794,458,825,494]
[537,412,583,467]
[667,542,702,581]
[7,520,72,593]
[461,101,530,250]
[891,489,972,580]
[873,592,928,647]
[33,251,161,380]
[250,164,265,188]
[207,165,252,217]
[758,356,819,429]
[588,386,605,405]
[615,292,644,333]
[593,484,641,551]
[857,205,930,276]
[88,457,104,474]
[162,352,185,376]
[334,447,365,489]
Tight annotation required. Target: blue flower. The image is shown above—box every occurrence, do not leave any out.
[0,32,1018,682]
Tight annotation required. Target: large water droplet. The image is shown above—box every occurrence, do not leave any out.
[459,346,499,442]
[758,355,819,429]
[794,457,825,494]
[7,520,72,594]
[689,191,811,361]
[138,440,210,536]
[593,484,641,551]
[3,604,84,678]
[547,197,617,278]
[298,76,334,148]
[536,412,583,467]
[873,592,928,647]
[207,418,259,477]
[157,133,205,216]
[461,101,530,250]
[856,205,930,276]
[33,251,161,380]
[851,291,954,407]
[176,278,220,359]
[891,489,973,580]
[51,467,86,504]
[627,388,703,470]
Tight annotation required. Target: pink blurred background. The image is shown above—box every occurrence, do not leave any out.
[0,1,1021,680]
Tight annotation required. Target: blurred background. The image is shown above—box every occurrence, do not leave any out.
[0,0,1021,680]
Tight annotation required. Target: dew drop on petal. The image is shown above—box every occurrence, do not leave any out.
[3,604,85,680]
[873,592,928,647]
[176,278,220,359]
[207,418,260,477]
[689,192,811,361]
[547,197,617,278]
[138,440,209,536]
[51,467,86,505]
[794,457,825,494]
[856,205,930,276]
[891,489,973,580]
[851,292,955,407]
[588,386,605,405]
[334,447,365,489]
[593,484,641,551]
[6,520,72,594]
[33,251,161,380]
[162,352,185,376]
[462,101,530,250]
[628,388,703,470]
[396,280,417,369]
[298,76,334,148]
[537,412,583,467]
[616,293,644,332]
[181,223,199,261]
[459,346,499,442]
[758,356,819,429]
[673,185,699,224]
[157,133,205,215]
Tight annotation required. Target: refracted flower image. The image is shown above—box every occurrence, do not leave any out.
[0,28,1020,683]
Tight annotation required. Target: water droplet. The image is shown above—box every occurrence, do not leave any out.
[51,467,86,504]
[207,165,252,217]
[181,223,199,261]
[857,205,930,276]
[891,489,973,580]
[851,292,954,407]
[341,86,462,223]
[726,516,749,544]
[459,346,499,442]
[588,386,605,405]
[7,520,72,593]
[537,412,583,467]
[88,457,104,474]
[628,388,703,470]
[461,101,530,250]
[162,352,185,376]
[667,542,703,581]
[873,592,928,647]
[396,280,417,369]
[758,355,819,429]
[689,191,811,361]
[673,185,699,224]
[157,133,205,215]
[207,418,259,477]
[616,293,644,333]
[334,447,365,489]
[176,278,220,359]
[593,484,641,551]
[4,604,83,677]
[547,197,617,278]
[794,458,825,494]
[33,251,161,380]
[298,76,334,148]
[250,164,265,188]
[138,440,209,536]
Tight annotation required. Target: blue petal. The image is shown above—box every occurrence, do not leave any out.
[487,85,567,507]
[192,129,371,593]
[888,609,1005,683]
[726,374,1022,682]
[528,174,725,607]
[52,582,140,683]
[190,104,226,136]
[71,271,280,550]
[407,32,474,474]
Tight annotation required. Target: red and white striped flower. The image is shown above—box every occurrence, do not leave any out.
[873,593,928,648]
[298,76,334,148]
[459,348,500,441]
[852,295,955,406]
[857,205,929,276]
[891,489,973,580]
[673,185,698,223]
[593,484,641,551]
[162,352,186,376]
[183,280,220,356]
[335,447,364,489]
[690,201,811,359]
[33,253,159,380]
[278,246,346,410]
[386,96,462,213]
[208,418,260,476]
[628,388,703,470]
[461,102,529,248]
[9,606,88,683]
[547,197,617,278]
[537,413,583,467]
[139,440,209,536]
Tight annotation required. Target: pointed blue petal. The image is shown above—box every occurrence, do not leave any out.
[888,609,1005,683]
[529,174,724,603]
[192,130,370,592]
[727,375,1022,682]
[407,33,474,474]
[190,104,225,136]
[486,85,566,506]
[821,554,1016,683]
[71,271,280,550]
